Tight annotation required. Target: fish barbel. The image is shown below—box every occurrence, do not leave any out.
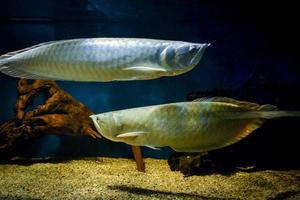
[0,38,209,82]
[90,97,300,152]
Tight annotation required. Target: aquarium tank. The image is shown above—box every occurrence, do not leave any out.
[0,1,299,199]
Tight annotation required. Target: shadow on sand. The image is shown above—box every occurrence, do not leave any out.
[0,156,102,166]
[108,185,238,200]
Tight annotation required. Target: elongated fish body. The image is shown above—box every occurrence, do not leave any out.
[90,97,300,152]
[0,38,209,82]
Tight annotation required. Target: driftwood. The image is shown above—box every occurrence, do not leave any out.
[0,79,145,172]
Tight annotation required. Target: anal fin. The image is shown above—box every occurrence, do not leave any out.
[0,66,53,80]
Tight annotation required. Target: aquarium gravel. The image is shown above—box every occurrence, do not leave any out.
[0,158,299,200]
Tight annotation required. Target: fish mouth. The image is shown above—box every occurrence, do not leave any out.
[190,43,210,66]
[89,115,103,136]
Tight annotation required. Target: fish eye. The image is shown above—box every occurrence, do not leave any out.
[189,46,197,54]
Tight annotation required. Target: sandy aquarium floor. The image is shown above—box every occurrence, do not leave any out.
[0,158,299,200]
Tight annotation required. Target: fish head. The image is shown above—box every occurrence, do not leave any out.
[90,113,121,142]
[174,43,210,68]
[90,112,144,145]
[160,42,210,74]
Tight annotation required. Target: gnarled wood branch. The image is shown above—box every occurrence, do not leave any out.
[0,79,145,172]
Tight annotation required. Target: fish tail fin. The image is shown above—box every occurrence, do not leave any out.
[259,104,300,119]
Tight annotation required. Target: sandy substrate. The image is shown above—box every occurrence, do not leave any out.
[0,157,299,200]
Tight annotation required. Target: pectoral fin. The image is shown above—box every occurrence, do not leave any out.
[116,131,145,138]
[124,66,167,73]
[145,145,161,150]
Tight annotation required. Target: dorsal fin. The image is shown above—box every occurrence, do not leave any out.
[193,97,271,111]
[0,41,57,60]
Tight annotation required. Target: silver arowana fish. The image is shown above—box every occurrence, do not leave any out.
[90,97,300,152]
[0,38,209,81]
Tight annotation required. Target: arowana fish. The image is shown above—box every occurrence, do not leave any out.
[0,38,209,82]
[90,97,300,152]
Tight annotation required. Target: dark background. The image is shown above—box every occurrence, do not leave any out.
[0,0,299,166]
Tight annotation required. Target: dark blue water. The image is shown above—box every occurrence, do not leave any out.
[0,1,299,164]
